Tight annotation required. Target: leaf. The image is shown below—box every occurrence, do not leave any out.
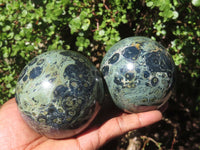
[81,19,90,31]
[3,25,11,32]
[192,0,200,7]
[22,10,28,17]
[69,17,81,33]
[7,32,14,39]
[75,36,90,49]
[146,1,154,7]
[172,11,179,19]
[99,30,105,36]
[3,47,10,58]
[14,34,21,41]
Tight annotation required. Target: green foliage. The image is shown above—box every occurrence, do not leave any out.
[146,0,179,21]
[143,0,200,79]
[0,0,70,104]
[192,0,200,6]
[0,0,200,108]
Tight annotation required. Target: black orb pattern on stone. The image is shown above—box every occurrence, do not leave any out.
[114,76,123,86]
[63,64,79,79]
[22,75,28,82]
[60,51,71,56]
[145,52,161,72]
[122,46,140,61]
[29,67,43,79]
[143,71,150,78]
[69,80,84,94]
[53,85,68,99]
[63,62,90,81]
[145,51,173,73]
[45,104,71,129]
[28,58,38,66]
[125,72,134,81]
[151,77,159,86]
[63,64,93,95]
[108,53,120,64]
[101,66,109,76]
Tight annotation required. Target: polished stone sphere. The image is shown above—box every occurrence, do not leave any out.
[100,36,175,113]
[15,50,104,139]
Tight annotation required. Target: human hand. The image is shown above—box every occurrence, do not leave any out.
[0,98,162,150]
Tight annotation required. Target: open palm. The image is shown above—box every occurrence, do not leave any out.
[0,98,162,150]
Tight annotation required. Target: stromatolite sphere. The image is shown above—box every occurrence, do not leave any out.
[100,36,175,113]
[15,50,104,139]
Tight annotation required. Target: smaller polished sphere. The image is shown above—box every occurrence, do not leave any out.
[15,50,104,139]
[100,36,175,113]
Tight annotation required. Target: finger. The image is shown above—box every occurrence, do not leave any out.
[0,98,44,150]
[77,110,162,150]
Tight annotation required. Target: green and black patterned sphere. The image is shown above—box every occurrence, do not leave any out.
[15,50,104,139]
[100,36,175,113]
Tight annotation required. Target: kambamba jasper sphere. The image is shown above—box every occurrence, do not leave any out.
[100,36,175,113]
[15,50,104,139]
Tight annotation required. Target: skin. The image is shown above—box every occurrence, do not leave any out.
[0,98,162,150]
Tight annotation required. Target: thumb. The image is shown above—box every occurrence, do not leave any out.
[77,110,162,149]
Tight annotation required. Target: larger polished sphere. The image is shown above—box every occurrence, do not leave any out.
[100,36,175,113]
[16,50,104,139]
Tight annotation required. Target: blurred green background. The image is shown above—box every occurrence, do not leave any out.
[0,0,200,149]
